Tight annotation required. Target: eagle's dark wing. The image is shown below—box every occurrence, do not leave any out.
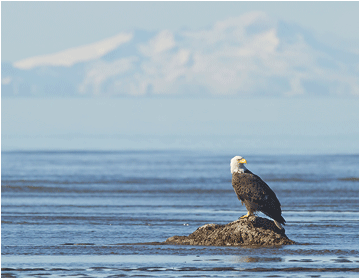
[232,172,285,225]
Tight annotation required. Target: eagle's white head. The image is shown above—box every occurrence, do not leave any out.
[230,156,248,174]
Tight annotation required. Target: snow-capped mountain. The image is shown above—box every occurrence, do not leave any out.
[2,12,358,97]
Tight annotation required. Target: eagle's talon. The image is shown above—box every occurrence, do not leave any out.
[239,211,252,219]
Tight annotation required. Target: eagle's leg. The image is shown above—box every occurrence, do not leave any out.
[240,210,253,219]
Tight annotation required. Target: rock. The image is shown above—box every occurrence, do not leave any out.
[165,216,295,246]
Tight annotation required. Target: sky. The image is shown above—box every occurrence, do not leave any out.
[1,1,359,62]
[2,97,358,154]
[1,1,359,153]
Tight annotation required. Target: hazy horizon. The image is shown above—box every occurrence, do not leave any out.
[1,2,358,154]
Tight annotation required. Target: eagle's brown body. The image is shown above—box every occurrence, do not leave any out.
[232,169,285,225]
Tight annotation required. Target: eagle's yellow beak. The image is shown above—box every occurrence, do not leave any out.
[239,158,247,164]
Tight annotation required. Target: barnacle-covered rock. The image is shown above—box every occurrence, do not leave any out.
[165,216,295,246]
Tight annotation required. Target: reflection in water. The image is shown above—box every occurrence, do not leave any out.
[231,256,283,263]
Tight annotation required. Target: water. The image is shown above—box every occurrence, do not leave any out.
[1,151,359,277]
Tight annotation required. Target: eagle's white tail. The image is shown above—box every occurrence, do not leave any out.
[274,220,284,230]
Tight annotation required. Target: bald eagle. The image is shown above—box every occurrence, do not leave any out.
[230,156,285,230]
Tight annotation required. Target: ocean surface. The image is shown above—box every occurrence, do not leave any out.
[1,151,359,278]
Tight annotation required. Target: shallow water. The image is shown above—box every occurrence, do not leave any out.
[1,151,359,277]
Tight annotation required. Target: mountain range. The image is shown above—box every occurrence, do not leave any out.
[2,12,358,97]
